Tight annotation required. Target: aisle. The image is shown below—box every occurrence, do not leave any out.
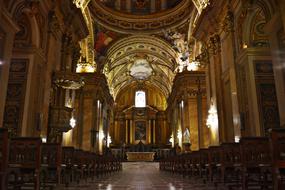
[61,162,217,190]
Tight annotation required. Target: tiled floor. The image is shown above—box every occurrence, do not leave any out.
[60,162,219,190]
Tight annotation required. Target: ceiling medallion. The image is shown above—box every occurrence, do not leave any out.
[129,55,153,80]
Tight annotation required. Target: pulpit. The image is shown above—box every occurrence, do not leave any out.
[126,152,155,161]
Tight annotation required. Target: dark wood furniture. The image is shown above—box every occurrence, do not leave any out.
[269,128,285,190]
[41,143,62,189]
[7,137,42,190]
[0,128,9,190]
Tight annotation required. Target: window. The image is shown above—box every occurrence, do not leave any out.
[135,90,146,107]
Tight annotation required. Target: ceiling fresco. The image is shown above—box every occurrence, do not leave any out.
[74,0,210,103]
[99,0,183,15]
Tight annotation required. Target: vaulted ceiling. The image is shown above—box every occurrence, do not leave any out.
[74,0,210,107]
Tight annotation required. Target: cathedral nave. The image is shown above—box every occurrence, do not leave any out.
[0,0,285,189]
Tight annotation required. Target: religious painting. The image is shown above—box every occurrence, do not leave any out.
[135,121,146,141]
[93,23,117,56]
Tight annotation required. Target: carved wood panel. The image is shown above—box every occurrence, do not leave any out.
[3,59,29,137]
[254,61,280,134]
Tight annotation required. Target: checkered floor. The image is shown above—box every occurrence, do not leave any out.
[59,162,221,190]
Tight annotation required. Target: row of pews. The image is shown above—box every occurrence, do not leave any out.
[159,128,285,190]
[0,128,122,190]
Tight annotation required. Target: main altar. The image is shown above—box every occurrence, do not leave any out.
[126,152,155,161]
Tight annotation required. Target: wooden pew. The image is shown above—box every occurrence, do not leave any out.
[269,128,285,190]
[239,137,272,190]
[40,143,62,189]
[218,142,241,188]
[7,137,42,190]
[0,128,8,190]
[207,146,221,183]
[61,146,75,186]
[199,149,209,181]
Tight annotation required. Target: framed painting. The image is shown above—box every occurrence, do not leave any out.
[135,121,146,141]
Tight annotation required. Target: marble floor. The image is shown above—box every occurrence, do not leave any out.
[60,162,221,190]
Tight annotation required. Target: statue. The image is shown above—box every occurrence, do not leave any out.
[183,128,191,152]
[163,30,190,72]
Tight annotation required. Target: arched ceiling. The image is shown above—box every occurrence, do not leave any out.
[104,35,177,100]
[74,0,210,103]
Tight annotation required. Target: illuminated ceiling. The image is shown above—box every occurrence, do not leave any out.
[75,0,210,102]
[104,35,177,100]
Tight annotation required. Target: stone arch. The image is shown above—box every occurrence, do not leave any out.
[9,0,43,48]
[242,0,275,48]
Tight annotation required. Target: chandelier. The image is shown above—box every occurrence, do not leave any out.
[206,101,219,129]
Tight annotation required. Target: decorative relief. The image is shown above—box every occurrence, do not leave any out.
[257,83,280,132]
[208,35,221,55]
[3,59,29,137]
[222,10,234,34]
[48,11,61,37]
[254,61,273,75]
[90,0,192,34]
[254,61,280,134]
[250,8,269,47]
[14,14,32,48]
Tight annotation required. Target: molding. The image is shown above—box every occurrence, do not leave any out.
[89,0,193,34]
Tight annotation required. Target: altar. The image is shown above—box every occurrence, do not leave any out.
[126,152,155,162]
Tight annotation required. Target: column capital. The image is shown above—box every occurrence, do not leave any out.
[207,34,221,55]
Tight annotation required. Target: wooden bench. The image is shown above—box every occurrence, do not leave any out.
[7,137,42,190]
[269,128,285,190]
[61,146,75,186]
[207,146,221,183]
[240,137,272,190]
[218,143,241,188]
[40,143,62,189]
[0,128,8,190]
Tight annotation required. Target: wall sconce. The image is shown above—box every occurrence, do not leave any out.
[235,136,240,143]
[206,102,218,129]
[177,129,182,148]
[41,137,47,143]
[107,134,112,148]
[69,116,76,128]
[169,134,174,147]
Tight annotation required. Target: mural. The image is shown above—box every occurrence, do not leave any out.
[135,121,146,140]
[94,25,117,56]
[99,0,182,15]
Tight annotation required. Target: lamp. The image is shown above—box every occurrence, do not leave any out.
[69,116,76,128]
[177,129,183,148]
[107,134,112,148]
[169,134,174,147]
[206,101,218,129]
[76,56,95,73]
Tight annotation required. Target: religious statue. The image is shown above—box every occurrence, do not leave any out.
[163,30,190,72]
[183,128,191,152]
